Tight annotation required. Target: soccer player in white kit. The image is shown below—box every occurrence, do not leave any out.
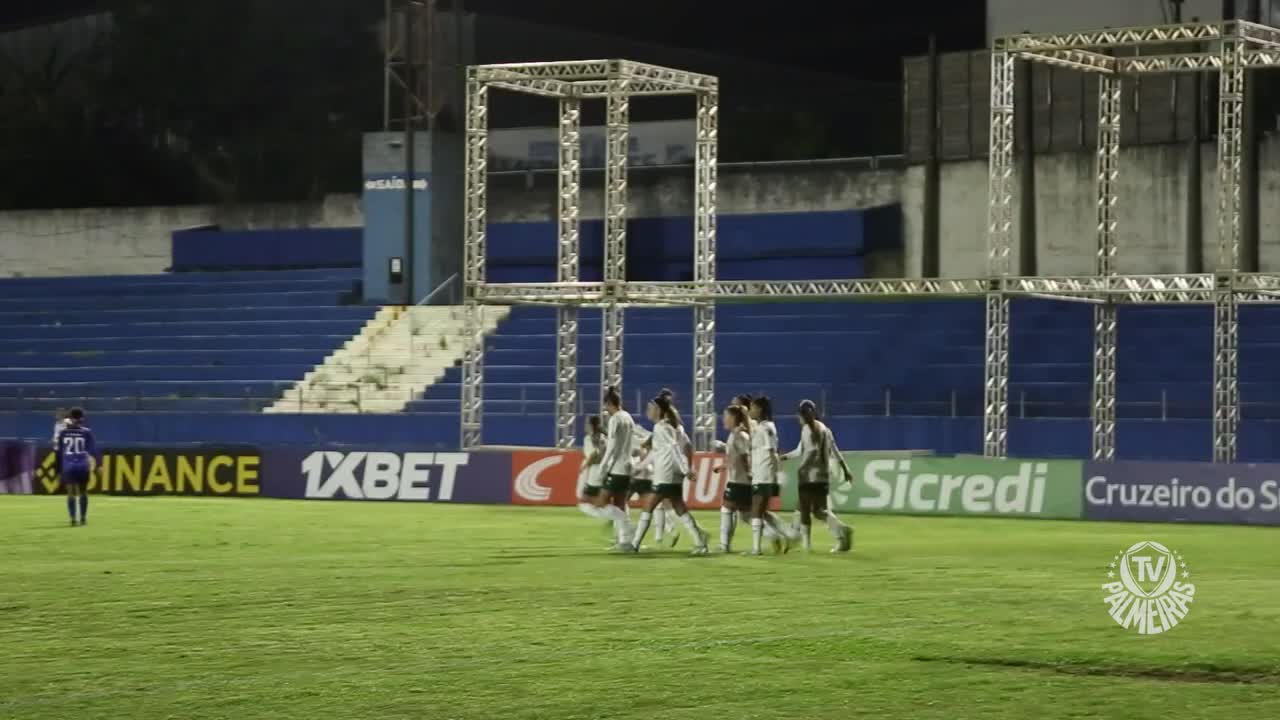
[716,393,793,552]
[575,414,611,523]
[636,388,684,546]
[781,399,854,552]
[745,396,794,555]
[626,393,710,554]
[598,387,637,548]
[716,403,753,552]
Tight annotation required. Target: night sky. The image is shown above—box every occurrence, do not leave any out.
[466,0,987,80]
[1,0,988,81]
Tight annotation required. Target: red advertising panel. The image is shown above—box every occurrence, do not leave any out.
[508,450,777,510]
[510,450,583,506]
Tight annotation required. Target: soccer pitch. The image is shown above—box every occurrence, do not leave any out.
[2,497,1279,720]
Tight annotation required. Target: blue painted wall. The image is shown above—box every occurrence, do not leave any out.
[362,132,434,304]
[2,411,1277,462]
[171,228,361,271]
[483,207,896,283]
[362,174,431,303]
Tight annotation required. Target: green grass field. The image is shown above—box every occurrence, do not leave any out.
[2,496,1279,720]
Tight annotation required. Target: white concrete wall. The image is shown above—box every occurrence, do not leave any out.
[987,0,1261,43]
[0,195,362,278]
[485,162,902,223]
[12,141,1270,282]
[908,138,1280,278]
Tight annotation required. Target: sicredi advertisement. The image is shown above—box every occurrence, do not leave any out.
[821,455,1083,519]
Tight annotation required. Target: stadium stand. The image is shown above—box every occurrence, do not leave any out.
[406,300,1280,460]
[0,269,372,413]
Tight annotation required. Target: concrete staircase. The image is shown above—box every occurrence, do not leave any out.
[265,305,508,414]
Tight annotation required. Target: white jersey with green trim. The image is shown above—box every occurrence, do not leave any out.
[750,420,780,486]
[723,428,751,485]
[630,424,653,481]
[649,420,690,485]
[580,431,606,488]
[784,420,841,483]
[601,410,636,477]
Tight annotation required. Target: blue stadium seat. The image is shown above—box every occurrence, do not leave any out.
[0,269,371,414]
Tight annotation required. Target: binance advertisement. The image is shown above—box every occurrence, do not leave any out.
[35,446,261,497]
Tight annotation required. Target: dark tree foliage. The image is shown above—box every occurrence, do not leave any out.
[0,0,381,209]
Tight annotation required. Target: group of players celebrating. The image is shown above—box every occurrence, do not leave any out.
[575,388,855,556]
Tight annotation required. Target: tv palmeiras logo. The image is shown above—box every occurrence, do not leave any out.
[1101,541,1195,635]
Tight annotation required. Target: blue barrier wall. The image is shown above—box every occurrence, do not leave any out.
[484,207,894,283]
[171,228,361,271]
[3,411,1278,461]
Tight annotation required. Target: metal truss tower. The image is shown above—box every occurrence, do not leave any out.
[461,60,719,450]
[462,22,1280,462]
[985,19,1280,463]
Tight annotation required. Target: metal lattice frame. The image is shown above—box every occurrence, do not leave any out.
[1091,74,1122,461]
[691,91,720,450]
[462,60,720,449]
[462,27,1280,462]
[554,97,582,448]
[601,84,629,407]
[981,20,1280,463]
[982,50,1015,457]
[460,77,488,449]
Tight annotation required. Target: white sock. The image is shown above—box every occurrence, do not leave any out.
[577,502,604,519]
[678,512,705,547]
[800,523,812,550]
[751,518,763,553]
[719,507,736,549]
[822,511,848,539]
[632,511,652,547]
[653,505,667,540]
[604,505,631,543]
[765,512,793,539]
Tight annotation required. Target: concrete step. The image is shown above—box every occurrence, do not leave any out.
[264,304,507,415]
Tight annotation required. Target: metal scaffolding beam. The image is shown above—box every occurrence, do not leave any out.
[1091,73,1121,461]
[459,75,488,450]
[468,274,1280,305]
[601,82,629,404]
[462,59,718,450]
[554,96,582,450]
[691,91,719,450]
[989,20,1280,462]
[460,24,1280,461]
[983,49,1015,458]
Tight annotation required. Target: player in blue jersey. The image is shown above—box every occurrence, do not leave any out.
[54,407,98,526]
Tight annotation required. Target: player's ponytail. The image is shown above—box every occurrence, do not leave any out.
[657,388,681,426]
[603,385,622,410]
[751,395,773,422]
[798,399,822,453]
[653,393,680,427]
[726,404,749,431]
[797,399,819,433]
